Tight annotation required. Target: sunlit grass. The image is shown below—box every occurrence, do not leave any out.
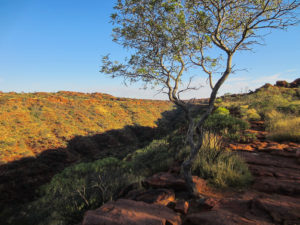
[190,132,252,188]
[266,111,300,142]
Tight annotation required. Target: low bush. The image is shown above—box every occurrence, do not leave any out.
[243,108,261,121]
[277,103,300,115]
[204,114,249,135]
[192,133,252,188]
[126,139,176,176]
[26,157,140,225]
[214,107,230,115]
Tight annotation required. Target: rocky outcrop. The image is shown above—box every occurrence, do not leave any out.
[275,78,300,88]
[275,80,290,87]
[254,78,300,92]
[290,78,300,87]
[82,120,300,225]
[82,199,182,225]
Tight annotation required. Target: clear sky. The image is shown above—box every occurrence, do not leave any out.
[1,0,300,99]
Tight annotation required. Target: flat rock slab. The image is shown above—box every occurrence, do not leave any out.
[143,172,208,195]
[82,199,182,225]
[184,210,272,225]
[125,188,175,206]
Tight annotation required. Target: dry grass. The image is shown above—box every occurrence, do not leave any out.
[192,132,252,188]
[267,112,300,142]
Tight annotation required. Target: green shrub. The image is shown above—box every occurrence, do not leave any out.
[277,104,300,115]
[214,107,230,115]
[245,108,261,121]
[126,139,175,176]
[27,157,140,225]
[204,114,249,134]
[192,133,252,188]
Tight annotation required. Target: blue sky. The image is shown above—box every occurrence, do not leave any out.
[0,0,299,99]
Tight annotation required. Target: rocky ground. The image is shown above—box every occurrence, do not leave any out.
[81,121,300,225]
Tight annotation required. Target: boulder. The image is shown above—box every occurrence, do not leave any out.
[290,78,300,88]
[174,200,189,214]
[196,197,219,210]
[275,80,289,88]
[82,199,182,225]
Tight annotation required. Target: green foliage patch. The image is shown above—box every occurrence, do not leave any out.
[192,133,252,188]
[25,157,140,225]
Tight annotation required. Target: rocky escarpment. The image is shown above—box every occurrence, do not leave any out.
[81,121,300,225]
[256,78,300,91]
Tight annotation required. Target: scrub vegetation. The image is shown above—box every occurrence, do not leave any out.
[0,91,172,163]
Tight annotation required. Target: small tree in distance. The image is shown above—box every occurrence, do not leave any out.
[101,0,299,196]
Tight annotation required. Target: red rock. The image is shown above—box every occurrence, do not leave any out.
[125,188,175,206]
[201,197,219,210]
[229,144,254,151]
[290,78,300,88]
[252,196,300,224]
[82,199,182,225]
[192,176,208,195]
[296,149,300,164]
[184,210,264,225]
[143,172,187,191]
[174,200,189,214]
[142,172,208,194]
[253,177,300,195]
[275,80,289,87]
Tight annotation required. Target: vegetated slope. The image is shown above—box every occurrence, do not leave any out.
[2,79,299,225]
[217,78,300,143]
[0,91,173,163]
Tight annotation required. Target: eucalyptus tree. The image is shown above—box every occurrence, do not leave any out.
[101,0,299,195]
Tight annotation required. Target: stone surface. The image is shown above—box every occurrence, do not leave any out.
[82,199,182,225]
[184,210,268,225]
[174,200,189,214]
[125,188,175,206]
[143,172,187,191]
[290,78,300,87]
[196,197,219,210]
[83,119,300,225]
[251,196,300,224]
[143,172,208,194]
[275,80,289,88]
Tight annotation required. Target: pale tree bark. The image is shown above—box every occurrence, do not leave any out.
[180,52,233,196]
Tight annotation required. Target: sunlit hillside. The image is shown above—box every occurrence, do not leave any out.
[0,91,173,163]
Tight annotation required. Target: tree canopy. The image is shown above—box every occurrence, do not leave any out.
[101,0,299,195]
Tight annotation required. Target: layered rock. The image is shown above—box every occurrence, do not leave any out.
[82,199,182,225]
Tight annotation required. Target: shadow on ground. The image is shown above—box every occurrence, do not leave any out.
[0,107,185,210]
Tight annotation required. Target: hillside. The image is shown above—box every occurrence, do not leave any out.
[1,79,300,225]
[0,91,173,163]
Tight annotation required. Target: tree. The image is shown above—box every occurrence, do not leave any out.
[101,0,299,196]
